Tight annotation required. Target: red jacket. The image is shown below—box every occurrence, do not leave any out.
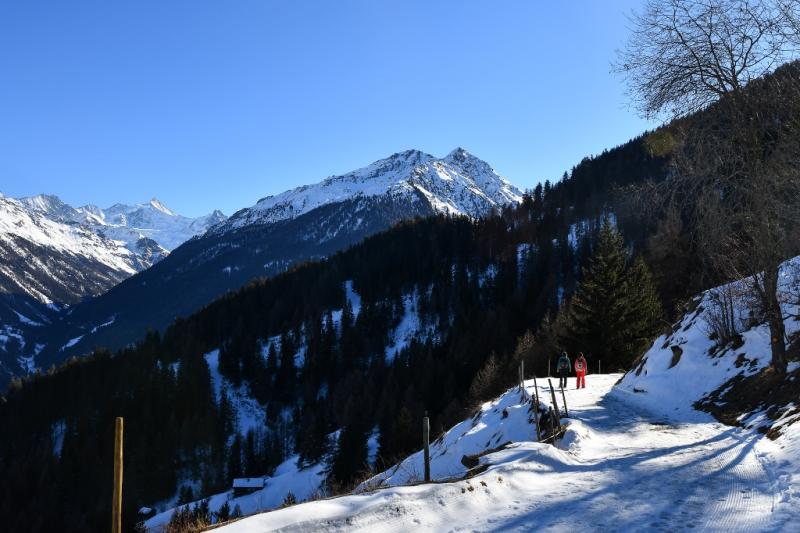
[574,357,587,373]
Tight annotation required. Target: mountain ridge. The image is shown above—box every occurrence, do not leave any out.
[212,147,521,234]
[17,194,226,253]
[0,148,523,384]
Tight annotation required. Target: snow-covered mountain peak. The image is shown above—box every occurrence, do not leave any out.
[148,197,176,216]
[213,148,522,234]
[444,146,470,160]
[18,194,79,220]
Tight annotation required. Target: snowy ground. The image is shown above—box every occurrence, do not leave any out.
[214,374,792,532]
[152,260,800,532]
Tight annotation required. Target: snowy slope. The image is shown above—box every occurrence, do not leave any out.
[0,192,225,304]
[143,282,425,530]
[0,194,226,379]
[193,260,800,533]
[0,194,142,303]
[4,149,519,378]
[615,254,800,522]
[208,373,789,532]
[18,194,225,254]
[211,148,522,235]
[615,255,800,420]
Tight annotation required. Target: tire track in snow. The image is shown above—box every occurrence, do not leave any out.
[572,391,777,533]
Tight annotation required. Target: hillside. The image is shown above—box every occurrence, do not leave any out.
[0,129,677,532]
[202,372,795,533]
[0,194,225,384]
[199,259,800,532]
[0,208,629,531]
[0,149,524,386]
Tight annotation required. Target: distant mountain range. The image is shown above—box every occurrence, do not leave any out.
[0,148,521,385]
[0,194,223,304]
[18,194,226,257]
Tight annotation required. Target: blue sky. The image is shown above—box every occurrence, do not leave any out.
[1,1,654,217]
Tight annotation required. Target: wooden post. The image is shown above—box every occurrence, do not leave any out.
[560,386,569,418]
[547,358,551,377]
[531,375,541,442]
[548,407,558,449]
[422,412,431,483]
[112,417,124,533]
[547,379,561,428]
[598,359,601,375]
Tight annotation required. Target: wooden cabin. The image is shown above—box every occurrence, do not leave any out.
[232,477,266,497]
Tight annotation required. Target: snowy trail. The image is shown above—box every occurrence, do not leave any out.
[537,386,775,532]
[216,375,780,533]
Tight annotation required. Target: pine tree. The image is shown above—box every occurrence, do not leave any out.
[329,423,368,489]
[227,434,243,483]
[215,501,231,522]
[562,220,661,370]
[622,255,663,357]
[218,343,242,387]
[243,430,258,476]
[468,352,503,405]
[296,404,329,466]
[277,332,296,400]
[266,342,278,376]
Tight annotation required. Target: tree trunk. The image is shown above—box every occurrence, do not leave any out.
[764,267,788,375]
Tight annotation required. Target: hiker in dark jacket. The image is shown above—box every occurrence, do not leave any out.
[557,352,571,389]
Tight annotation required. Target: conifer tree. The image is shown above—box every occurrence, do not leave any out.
[562,219,661,370]
[296,403,330,466]
[227,434,243,483]
[266,342,278,375]
[277,332,296,400]
[623,255,663,356]
[329,422,368,489]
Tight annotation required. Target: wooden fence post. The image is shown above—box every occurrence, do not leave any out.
[560,386,569,418]
[547,379,562,428]
[112,417,124,533]
[423,412,431,483]
[531,375,541,441]
[598,359,601,375]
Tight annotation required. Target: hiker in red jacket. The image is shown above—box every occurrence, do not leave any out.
[574,352,587,389]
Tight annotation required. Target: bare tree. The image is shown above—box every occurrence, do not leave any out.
[777,0,800,47]
[614,0,791,118]
[705,283,746,345]
[615,0,800,374]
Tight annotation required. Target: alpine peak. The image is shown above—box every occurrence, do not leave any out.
[149,197,176,216]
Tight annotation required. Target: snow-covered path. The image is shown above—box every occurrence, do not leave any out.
[548,384,775,532]
[217,375,781,533]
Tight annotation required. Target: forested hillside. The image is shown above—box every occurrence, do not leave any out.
[0,131,671,532]
[7,61,800,532]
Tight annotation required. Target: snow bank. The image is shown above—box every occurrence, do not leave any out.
[614,255,800,522]
[144,455,327,532]
[360,380,554,490]
[616,256,800,421]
